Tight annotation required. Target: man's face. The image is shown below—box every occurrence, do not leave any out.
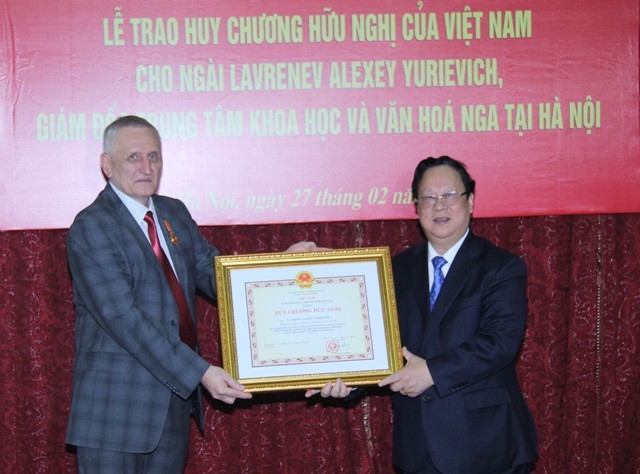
[101,127,162,206]
[416,165,474,254]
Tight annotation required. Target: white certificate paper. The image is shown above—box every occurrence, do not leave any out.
[248,275,373,365]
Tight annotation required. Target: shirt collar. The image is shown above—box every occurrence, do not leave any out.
[108,181,156,224]
[428,228,469,264]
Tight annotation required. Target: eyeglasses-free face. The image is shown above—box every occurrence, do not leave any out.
[100,127,163,207]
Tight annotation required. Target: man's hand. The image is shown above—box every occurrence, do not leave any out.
[305,379,351,398]
[378,347,434,397]
[200,365,252,405]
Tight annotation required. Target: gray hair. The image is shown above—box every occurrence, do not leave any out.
[103,115,161,155]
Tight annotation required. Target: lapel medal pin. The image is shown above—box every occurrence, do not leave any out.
[163,219,179,245]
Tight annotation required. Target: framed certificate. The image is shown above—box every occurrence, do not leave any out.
[214,247,403,392]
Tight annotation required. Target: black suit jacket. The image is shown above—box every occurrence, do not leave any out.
[391,231,537,473]
[66,185,219,453]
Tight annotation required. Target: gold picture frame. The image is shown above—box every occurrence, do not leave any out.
[214,247,403,392]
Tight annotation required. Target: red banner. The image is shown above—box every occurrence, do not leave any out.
[1,0,638,230]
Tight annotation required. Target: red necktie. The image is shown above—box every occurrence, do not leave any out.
[144,211,197,349]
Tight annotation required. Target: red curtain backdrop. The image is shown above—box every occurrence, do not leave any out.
[1,213,639,473]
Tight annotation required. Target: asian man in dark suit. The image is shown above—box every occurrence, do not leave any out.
[65,115,319,473]
[378,156,538,474]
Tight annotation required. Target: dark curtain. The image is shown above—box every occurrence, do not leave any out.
[1,214,638,473]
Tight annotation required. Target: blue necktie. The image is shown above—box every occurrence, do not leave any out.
[430,256,447,311]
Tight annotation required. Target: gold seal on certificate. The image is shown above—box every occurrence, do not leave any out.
[214,247,402,392]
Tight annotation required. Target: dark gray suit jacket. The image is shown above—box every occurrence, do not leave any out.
[65,184,218,453]
[391,231,537,473]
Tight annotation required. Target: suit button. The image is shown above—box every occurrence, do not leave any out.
[171,320,177,326]
[422,395,431,402]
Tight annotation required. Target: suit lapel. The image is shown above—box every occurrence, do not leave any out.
[424,233,479,339]
[153,201,190,296]
[409,243,430,323]
[400,242,430,343]
[101,186,183,284]
[101,186,157,260]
